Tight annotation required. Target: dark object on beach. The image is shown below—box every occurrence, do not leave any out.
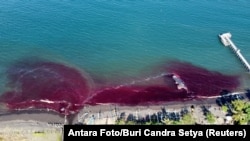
[201,105,210,115]
[191,105,195,109]
[126,114,136,121]
[191,105,195,112]
[195,122,202,125]
[180,107,189,116]
[246,89,250,100]
[216,98,223,106]
[119,112,126,120]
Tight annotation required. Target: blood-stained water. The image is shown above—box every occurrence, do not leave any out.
[0,60,240,115]
[0,61,91,115]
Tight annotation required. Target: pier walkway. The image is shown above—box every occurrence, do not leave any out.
[219,32,250,72]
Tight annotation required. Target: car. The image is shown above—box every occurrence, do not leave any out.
[236,94,244,100]
[216,98,223,106]
[180,108,188,116]
[230,95,237,101]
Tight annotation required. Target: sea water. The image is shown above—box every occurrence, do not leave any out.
[0,0,249,113]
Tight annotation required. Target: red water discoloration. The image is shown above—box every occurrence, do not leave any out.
[0,60,240,115]
[0,61,91,115]
[166,61,239,96]
[87,86,189,105]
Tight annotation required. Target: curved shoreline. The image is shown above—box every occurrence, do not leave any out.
[0,90,248,125]
[0,97,217,124]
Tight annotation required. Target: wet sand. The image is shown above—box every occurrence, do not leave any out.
[0,98,209,122]
[0,96,240,125]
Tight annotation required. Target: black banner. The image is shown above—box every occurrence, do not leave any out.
[63,125,250,140]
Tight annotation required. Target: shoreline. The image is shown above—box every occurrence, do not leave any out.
[0,90,248,140]
[0,91,248,125]
[0,97,220,124]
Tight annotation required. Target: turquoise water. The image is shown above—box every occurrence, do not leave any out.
[1,0,250,92]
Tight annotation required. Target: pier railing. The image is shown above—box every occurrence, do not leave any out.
[219,32,250,72]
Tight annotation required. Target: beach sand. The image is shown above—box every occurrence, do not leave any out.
[0,97,226,125]
[0,97,239,141]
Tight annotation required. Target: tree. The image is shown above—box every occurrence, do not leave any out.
[232,100,246,112]
[162,113,195,125]
[126,121,137,125]
[232,111,247,125]
[221,105,228,112]
[162,118,174,125]
[245,103,250,122]
[206,112,215,124]
[231,100,250,125]
[115,118,126,125]
[181,113,195,124]
[172,120,182,125]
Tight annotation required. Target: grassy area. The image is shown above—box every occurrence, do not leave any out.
[231,100,250,125]
[206,112,216,124]
[0,130,62,141]
[221,105,228,112]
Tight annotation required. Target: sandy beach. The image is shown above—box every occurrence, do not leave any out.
[1,95,248,141]
[73,98,228,125]
[0,97,226,125]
